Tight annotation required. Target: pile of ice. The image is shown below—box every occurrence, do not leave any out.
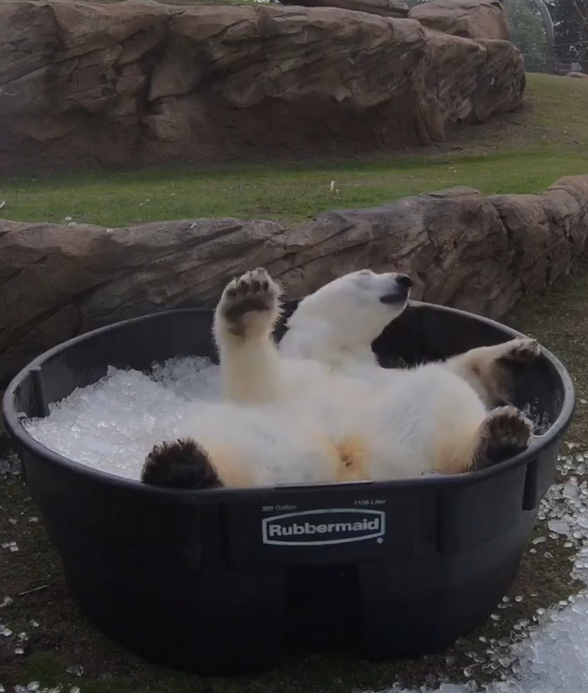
[23,357,221,480]
[388,594,588,693]
[374,445,588,693]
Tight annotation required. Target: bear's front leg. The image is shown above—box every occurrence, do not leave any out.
[444,337,541,407]
[213,268,284,405]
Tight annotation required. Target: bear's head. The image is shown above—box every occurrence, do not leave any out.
[281,269,412,365]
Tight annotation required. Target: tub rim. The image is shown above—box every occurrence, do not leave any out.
[2,300,576,501]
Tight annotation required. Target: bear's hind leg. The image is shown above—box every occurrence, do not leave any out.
[213,268,284,405]
[141,438,222,489]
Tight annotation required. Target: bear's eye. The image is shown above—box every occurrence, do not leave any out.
[354,269,374,288]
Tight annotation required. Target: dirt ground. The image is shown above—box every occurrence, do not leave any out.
[1,261,588,693]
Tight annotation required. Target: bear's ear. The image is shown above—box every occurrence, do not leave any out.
[141,438,222,490]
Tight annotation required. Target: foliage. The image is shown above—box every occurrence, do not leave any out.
[402,0,549,72]
[505,0,549,71]
[548,0,588,65]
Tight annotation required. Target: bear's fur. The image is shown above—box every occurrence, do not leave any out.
[280,268,541,409]
[142,268,538,490]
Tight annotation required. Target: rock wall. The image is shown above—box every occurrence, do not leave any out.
[409,0,510,40]
[279,0,409,18]
[0,0,525,174]
[1,175,587,385]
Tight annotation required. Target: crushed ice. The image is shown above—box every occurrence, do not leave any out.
[22,357,221,480]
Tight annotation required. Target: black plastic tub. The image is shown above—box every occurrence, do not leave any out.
[2,301,575,676]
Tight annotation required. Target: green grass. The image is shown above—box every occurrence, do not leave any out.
[0,73,587,227]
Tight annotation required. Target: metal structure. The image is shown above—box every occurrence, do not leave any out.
[528,0,556,71]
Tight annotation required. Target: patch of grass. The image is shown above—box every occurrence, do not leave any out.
[20,653,67,688]
[507,261,588,444]
[20,652,138,693]
[0,74,587,227]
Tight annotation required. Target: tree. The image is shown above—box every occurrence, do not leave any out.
[549,0,588,66]
[404,0,550,71]
[504,0,549,71]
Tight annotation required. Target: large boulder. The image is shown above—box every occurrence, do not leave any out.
[0,0,524,174]
[410,0,510,40]
[1,175,588,385]
[278,0,409,18]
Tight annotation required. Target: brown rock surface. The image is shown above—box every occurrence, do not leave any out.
[0,0,524,174]
[1,175,588,384]
[410,0,510,40]
[278,0,409,18]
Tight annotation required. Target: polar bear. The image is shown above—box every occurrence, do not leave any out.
[279,269,413,372]
[280,268,542,410]
[141,268,536,490]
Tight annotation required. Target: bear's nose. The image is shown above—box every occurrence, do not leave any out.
[396,274,413,289]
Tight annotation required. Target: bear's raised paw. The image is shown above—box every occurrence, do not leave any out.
[217,268,281,338]
[499,337,541,364]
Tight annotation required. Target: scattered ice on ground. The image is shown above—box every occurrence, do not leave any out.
[368,446,588,693]
[389,593,588,693]
[0,448,22,478]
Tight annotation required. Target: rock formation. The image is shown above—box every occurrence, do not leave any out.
[0,0,524,173]
[1,175,587,384]
[279,0,409,18]
[409,0,510,40]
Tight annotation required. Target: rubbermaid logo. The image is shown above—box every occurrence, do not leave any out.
[262,508,386,546]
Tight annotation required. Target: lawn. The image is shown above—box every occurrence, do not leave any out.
[0,73,587,227]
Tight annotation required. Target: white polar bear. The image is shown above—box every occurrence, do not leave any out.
[141,268,538,490]
[279,269,413,373]
[280,268,540,410]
